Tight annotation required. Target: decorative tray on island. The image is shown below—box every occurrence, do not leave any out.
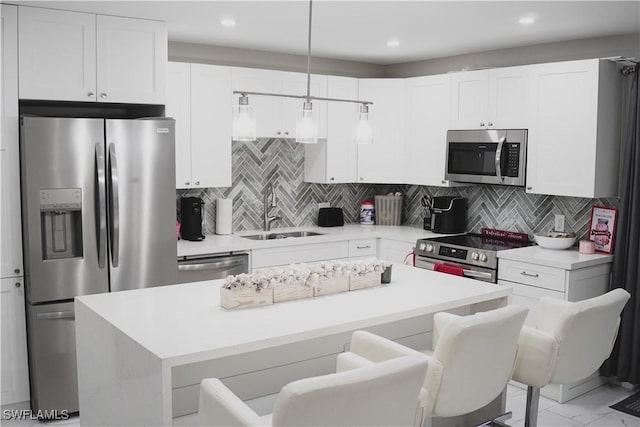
[220,260,390,310]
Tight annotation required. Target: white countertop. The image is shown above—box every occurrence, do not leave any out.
[498,245,613,270]
[177,224,443,257]
[75,263,510,363]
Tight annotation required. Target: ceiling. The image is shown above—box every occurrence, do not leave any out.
[16,1,640,65]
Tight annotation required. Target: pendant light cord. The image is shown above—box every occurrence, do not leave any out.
[306,0,313,98]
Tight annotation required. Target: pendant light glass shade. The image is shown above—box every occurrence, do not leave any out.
[355,104,373,145]
[232,95,256,142]
[295,100,318,144]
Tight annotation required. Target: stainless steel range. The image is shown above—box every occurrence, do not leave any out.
[415,232,532,283]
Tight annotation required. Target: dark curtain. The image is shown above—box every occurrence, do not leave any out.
[602,63,640,385]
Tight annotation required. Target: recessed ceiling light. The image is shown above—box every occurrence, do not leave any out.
[221,18,236,28]
[387,40,400,48]
[519,17,535,25]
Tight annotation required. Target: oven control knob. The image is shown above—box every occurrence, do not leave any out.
[425,244,434,253]
[479,253,488,262]
[419,243,426,251]
[471,252,479,261]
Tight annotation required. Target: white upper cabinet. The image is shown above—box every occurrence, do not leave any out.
[231,67,328,139]
[167,62,232,189]
[231,67,282,137]
[18,7,97,102]
[450,66,530,129]
[96,15,166,104]
[18,6,166,104]
[404,74,454,187]
[526,59,621,198]
[357,79,406,184]
[304,76,359,184]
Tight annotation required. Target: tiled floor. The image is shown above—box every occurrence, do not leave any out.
[2,383,638,426]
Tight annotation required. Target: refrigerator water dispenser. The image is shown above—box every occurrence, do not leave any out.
[39,189,83,260]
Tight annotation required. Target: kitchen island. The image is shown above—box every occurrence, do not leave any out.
[75,263,512,426]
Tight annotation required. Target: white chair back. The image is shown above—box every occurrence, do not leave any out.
[546,288,630,384]
[271,355,428,427]
[431,305,528,417]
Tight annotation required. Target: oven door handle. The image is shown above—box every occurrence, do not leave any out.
[495,136,506,183]
[462,269,494,280]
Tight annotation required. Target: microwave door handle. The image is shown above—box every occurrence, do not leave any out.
[495,137,506,182]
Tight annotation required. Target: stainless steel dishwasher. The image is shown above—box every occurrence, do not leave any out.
[177,253,249,283]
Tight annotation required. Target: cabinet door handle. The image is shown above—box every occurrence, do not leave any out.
[15,282,21,288]
[185,182,190,186]
[195,181,200,185]
[441,180,447,184]
[356,245,372,249]
[527,186,533,190]
[276,131,281,135]
[520,271,539,278]
[100,93,107,99]
[330,177,335,181]
[284,131,289,136]
[14,268,20,274]
[359,177,364,181]
[480,122,486,127]
[88,92,95,98]
[488,122,493,127]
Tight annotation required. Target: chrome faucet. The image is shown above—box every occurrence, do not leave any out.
[263,185,281,231]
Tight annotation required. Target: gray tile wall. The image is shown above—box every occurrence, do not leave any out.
[177,138,617,240]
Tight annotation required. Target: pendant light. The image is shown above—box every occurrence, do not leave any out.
[232,94,256,142]
[355,104,373,145]
[232,0,373,144]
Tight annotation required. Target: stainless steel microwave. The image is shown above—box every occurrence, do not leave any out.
[445,129,527,186]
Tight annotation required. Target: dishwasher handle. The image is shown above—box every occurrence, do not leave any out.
[178,257,247,271]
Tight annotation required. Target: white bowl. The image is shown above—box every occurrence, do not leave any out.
[534,233,577,250]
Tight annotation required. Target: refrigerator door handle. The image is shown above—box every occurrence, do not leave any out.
[95,143,107,269]
[108,143,120,268]
[36,311,75,320]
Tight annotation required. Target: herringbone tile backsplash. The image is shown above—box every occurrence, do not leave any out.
[177,138,617,240]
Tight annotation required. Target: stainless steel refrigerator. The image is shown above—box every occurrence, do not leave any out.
[20,116,177,413]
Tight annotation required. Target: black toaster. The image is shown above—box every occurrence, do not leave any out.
[318,207,344,227]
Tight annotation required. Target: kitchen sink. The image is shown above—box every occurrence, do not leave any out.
[240,231,324,240]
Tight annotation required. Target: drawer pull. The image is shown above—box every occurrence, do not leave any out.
[356,245,372,249]
[520,271,539,278]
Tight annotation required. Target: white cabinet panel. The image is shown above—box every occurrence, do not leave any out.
[1,4,23,279]
[167,62,192,188]
[168,62,232,189]
[357,79,406,184]
[378,239,415,264]
[526,59,621,198]
[1,277,30,405]
[252,241,349,269]
[450,66,530,130]
[18,6,97,101]
[304,75,359,184]
[18,6,166,104]
[231,67,282,138]
[450,70,488,129]
[190,64,232,188]
[96,15,167,104]
[405,74,453,186]
[348,239,377,258]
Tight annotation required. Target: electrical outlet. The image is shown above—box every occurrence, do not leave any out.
[554,214,565,232]
[318,202,330,209]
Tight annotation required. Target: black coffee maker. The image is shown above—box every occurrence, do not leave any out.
[180,197,205,241]
[430,197,467,234]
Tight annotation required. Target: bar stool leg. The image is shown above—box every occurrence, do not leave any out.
[524,386,540,427]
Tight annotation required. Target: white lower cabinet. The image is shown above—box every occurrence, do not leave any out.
[167,62,232,189]
[498,258,612,403]
[1,277,30,405]
[252,241,350,270]
[378,239,415,264]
